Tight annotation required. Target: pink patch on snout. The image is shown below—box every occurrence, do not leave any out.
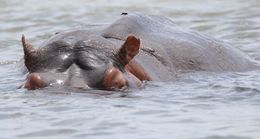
[24,73,45,90]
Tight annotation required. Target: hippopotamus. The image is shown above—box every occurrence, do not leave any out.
[21,13,260,90]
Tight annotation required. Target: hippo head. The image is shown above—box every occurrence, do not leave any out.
[21,35,150,90]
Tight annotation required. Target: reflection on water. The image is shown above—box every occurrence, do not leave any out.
[0,0,260,139]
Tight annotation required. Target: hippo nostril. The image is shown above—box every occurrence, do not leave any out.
[24,73,46,90]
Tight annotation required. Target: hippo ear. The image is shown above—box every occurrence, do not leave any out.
[21,35,37,71]
[116,35,140,66]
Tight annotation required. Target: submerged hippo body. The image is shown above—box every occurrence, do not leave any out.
[21,14,260,90]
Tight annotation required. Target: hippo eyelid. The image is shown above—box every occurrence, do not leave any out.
[56,55,75,72]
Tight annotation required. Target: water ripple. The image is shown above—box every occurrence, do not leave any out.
[1,0,260,139]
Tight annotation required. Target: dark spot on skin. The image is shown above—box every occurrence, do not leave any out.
[189,59,195,65]
[121,12,128,15]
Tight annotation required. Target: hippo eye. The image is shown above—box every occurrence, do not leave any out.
[56,53,74,72]
[75,51,108,71]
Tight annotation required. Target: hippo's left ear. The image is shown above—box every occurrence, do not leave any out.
[116,35,140,66]
[21,35,38,72]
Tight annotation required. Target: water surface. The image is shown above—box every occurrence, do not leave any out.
[0,0,260,139]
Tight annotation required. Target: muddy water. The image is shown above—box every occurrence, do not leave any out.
[0,0,260,139]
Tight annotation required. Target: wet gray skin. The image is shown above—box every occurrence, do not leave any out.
[22,13,260,90]
[23,38,119,89]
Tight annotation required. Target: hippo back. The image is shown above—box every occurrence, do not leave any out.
[102,14,260,72]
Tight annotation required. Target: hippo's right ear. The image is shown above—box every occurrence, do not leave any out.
[116,35,140,66]
[21,35,37,72]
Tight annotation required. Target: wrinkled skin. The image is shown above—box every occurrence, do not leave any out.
[21,13,260,90]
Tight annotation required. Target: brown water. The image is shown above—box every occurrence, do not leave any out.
[0,0,260,139]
